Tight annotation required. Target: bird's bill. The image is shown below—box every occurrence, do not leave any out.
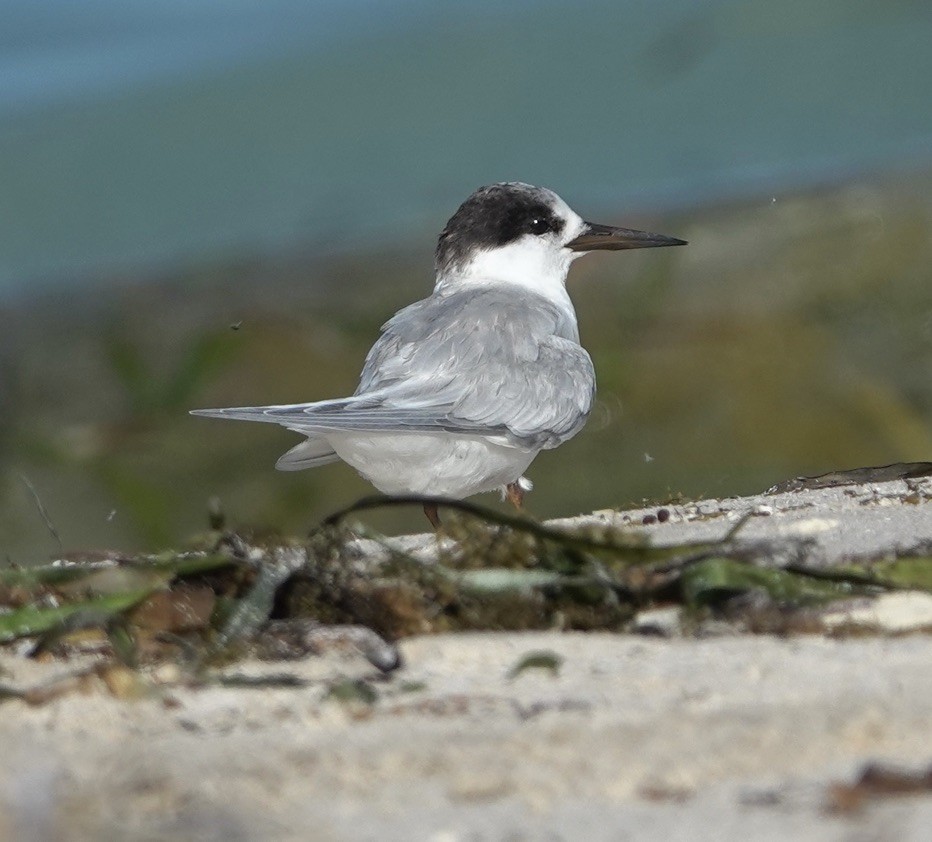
[566,222,687,251]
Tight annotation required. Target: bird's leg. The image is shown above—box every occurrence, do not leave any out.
[423,503,442,530]
[505,481,525,510]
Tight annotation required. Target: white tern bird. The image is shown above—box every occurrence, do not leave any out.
[191,183,686,526]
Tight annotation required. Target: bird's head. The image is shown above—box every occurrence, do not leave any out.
[434,182,686,298]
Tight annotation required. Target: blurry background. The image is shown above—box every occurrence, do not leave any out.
[2,0,931,560]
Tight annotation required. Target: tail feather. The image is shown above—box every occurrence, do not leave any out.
[275,437,339,471]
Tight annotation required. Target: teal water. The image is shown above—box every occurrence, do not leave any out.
[2,0,932,293]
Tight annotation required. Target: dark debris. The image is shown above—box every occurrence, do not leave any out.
[826,762,932,814]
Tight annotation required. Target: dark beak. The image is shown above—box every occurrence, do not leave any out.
[566,222,687,252]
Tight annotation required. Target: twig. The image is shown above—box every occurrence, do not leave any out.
[324,494,636,552]
[19,474,63,554]
[323,494,748,562]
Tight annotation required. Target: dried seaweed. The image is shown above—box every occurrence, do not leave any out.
[0,490,929,706]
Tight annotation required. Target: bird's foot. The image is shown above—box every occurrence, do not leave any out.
[423,503,442,530]
[504,476,533,510]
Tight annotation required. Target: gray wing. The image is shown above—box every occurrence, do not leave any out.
[355,287,595,447]
[191,287,595,450]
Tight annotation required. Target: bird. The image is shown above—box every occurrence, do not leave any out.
[191,183,686,527]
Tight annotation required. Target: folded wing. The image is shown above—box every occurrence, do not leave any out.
[191,287,595,451]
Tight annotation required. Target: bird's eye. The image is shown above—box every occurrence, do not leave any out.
[529,217,551,235]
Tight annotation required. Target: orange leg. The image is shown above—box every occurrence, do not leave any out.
[505,482,525,510]
[423,503,442,529]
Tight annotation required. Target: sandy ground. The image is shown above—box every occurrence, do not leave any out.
[371,474,932,568]
[0,634,930,841]
[1,477,931,841]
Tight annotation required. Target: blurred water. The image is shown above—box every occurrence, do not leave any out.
[1,0,931,294]
[0,0,432,109]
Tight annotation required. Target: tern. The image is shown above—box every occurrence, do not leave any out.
[192,183,686,527]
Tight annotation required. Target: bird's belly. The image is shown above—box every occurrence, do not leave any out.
[326,432,537,498]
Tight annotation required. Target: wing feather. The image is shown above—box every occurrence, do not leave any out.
[191,287,595,450]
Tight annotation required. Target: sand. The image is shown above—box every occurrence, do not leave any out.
[1,476,931,841]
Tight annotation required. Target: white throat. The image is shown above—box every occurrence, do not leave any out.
[435,216,587,317]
